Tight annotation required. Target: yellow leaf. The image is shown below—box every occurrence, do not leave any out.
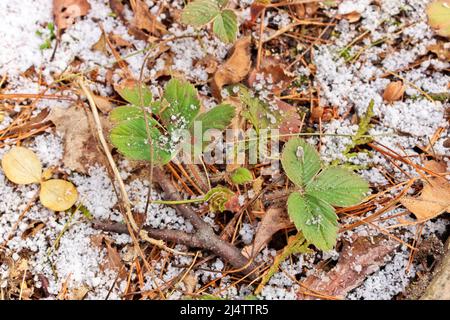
[39,179,78,211]
[1,147,42,184]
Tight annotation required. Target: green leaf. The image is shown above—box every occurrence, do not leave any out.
[213,9,238,43]
[215,0,229,8]
[110,104,160,123]
[110,118,172,164]
[181,0,221,27]
[161,78,200,132]
[281,138,321,187]
[115,83,153,106]
[230,167,253,185]
[287,192,338,251]
[427,0,450,38]
[194,103,235,134]
[344,99,374,156]
[306,167,369,207]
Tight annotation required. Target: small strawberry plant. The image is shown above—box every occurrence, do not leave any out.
[110,78,235,165]
[181,0,238,43]
[281,138,369,251]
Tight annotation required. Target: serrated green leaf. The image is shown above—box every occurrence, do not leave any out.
[281,138,321,187]
[161,78,200,132]
[181,0,221,27]
[213,9,238,43]
[115,83,153,106]
[427,0,450,38]
[230,167,253,185]
[287,192,338,251]
[110,118,172,164]
[194,103,235,134]
[306,167,369,207]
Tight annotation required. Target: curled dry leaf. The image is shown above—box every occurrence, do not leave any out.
[383,81,405,102]
[211,36,252,99]
[293,3,319,19]
[53,0,91,32]
[39,179,78,212]
[1,147,42,184]
[400,160,450,223]
[242,208,292,258]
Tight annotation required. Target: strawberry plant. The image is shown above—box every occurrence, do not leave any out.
[110,78,235,165]
[281,138,369,251]
[181,0,238,43]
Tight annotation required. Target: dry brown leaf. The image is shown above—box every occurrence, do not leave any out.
[383,81,405,102]
[248,57,295,95]
[92,33,108,54]
[293,3,319,19]
[53,0,91,32]
[298,236,398,299]
[211,36,252,99]
[276,99,303,141]
[130,0,167,35]
[1,147,42,185]
[92,94,114,114]
[69,286,89,300]
[242,208,292,258]
[46,106,109,174]
[427,42,450,61]
[342,11,361,23]
[109,33,133,48]
[400,161,450,222]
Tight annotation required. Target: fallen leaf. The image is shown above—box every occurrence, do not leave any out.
[293,3,319,19]
[342,11,361,23]
[1,147,42,185]
[427,42,450,61]
[39,179,78,212]
[248,57,295,95]
[92,32,108,54]
[276,99,302,141]
[400,161,450,222]
[383,81,405,102]
[92,94,114,114]
[53,0,91,32]
[298,236,398,299]
[211,36,252,99]
[427,0,450,38]
[46,106,109,174]
[130,0,167,35]
[70,286,89,300]
[109,33,133,48]
[242,208,292,258]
